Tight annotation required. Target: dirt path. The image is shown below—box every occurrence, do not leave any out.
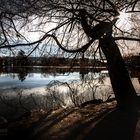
[5,101,140,140]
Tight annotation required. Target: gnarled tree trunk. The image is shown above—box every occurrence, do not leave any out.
[99,34,138,109]
[79,11,139,109]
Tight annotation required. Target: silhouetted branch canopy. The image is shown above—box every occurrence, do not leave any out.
[0,0,140,56]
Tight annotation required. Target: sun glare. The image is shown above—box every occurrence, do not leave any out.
[118,11,128,21]
[117,10,131,29]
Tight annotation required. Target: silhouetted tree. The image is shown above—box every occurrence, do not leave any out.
[0,0,140,110]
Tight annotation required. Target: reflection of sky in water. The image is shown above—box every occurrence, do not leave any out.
[0,72,80,89]
[0,70,139,121]
[0,71,139,94]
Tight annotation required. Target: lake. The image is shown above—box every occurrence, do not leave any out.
[0,67,140,121]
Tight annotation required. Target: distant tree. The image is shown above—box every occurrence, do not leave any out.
[18,50,25,57]
[0,0,140,110]
[16,50,30,66]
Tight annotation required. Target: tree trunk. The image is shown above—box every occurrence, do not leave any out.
[99,34,137,108]
[79,11,139,109]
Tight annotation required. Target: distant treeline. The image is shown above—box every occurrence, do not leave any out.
[124,55,140,69]
[0,56,106,67]
[0,55,140,68]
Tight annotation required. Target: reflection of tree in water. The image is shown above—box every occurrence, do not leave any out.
[17,67,28,81]
[79,68,89,80]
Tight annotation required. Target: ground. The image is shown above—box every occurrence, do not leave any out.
[1,100,140,140]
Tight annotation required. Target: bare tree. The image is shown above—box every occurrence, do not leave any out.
[0,0,140,110]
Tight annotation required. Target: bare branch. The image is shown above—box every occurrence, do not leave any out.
[114,37,140,42]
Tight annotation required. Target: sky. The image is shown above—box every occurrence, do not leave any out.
[116,11,140,56]
[0,11,140,57]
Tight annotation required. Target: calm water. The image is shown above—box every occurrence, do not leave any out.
[0,67,140,121]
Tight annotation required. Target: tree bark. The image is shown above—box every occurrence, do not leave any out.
[99,34,137,108]
[79,11,139,109]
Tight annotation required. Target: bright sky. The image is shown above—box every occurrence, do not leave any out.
[21,17,57,42]
[116,10,140,56]
[28,11,140,56]
[117,11,132,29]
[0,11,140,57]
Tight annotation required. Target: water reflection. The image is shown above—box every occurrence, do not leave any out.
[0,66,107,81]
[0,67,140,121]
